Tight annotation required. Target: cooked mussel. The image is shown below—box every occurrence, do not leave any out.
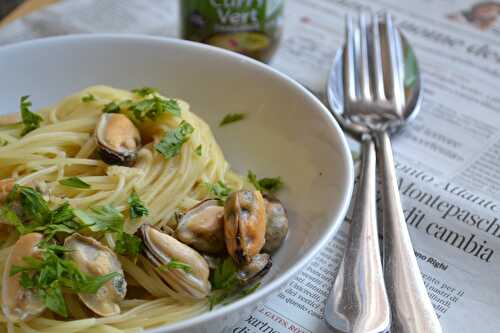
[96,113,141,166]
[236,253,272,285]
[64,233,126,317]
[2,233,45,322]
[224,190,266,265]
[262,196,288,253]
[176,199,225,253]
[140,224,211,299]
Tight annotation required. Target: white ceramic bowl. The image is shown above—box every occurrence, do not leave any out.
[0,35,353,333]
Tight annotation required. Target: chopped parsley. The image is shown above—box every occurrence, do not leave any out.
[208,257,261,309]
[0,138,8,147]
[1,186,81,238]
[81,94,96,103]
[102,101,121,114]
[131,87,158,97]
[128,191,149,219]
[74,205,124,233]
[20,96,43,136]
[130,96,181,121]
[204,181,232,202]
[10,242,119,317]
[195,145,202,157]
[247,170,284,194]
[59,177,91,189]
[219,113,245,127]
[158,260,192,273]
[155,121,194,159]
[115,232,143,259]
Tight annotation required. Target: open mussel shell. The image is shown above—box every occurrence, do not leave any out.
[262,195,288,253]
[224,190,266,265]
[96,113,141,166]
[176,199,225,254]
[237,253,272,285]
[64,233,126,317]
[140,224,211,299]
[2,233,46,322]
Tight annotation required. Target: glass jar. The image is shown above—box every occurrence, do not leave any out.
[180,0,285,63]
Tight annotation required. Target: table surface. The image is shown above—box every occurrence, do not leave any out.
[0,0,57,28]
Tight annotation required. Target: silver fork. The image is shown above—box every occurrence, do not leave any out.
[324,13,390,333]
[325,12,442,333]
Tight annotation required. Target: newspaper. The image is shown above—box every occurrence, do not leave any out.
[1,0,500,332]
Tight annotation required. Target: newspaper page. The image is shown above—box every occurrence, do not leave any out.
[1,1,500,332]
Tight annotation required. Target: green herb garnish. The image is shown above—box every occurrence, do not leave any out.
[247,170,284,194]
[10,242,119,317]
[115,232,143,259]
[219,113,245,126]
[20,96,43,136]
[0,138,8,147]
[1,186,81,238]
[128,191,149,219]
[130,96,180,121]
[7,184,50,224]
[131,87,158,97]
[155,121,194,159]
[195,145,202,157]
[81,94,96,103]
[158,260,192,273]
[102,101,121,114]
[208,257,261,309]
[74,205,124,232]
[59,177,90,189]
[204,181,232,202]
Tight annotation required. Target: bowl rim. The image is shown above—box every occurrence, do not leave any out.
[0,34,354,332]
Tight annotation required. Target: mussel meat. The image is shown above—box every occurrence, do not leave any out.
[224,190,266,265]
[96,113,141,166]
[176,199,225,253]
[64,233,127,317]
[237,253,272,285]
[140,224,211,299]
[262,196,288,253]
[2,233,46,322]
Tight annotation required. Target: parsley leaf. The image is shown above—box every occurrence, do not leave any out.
[115,232,143,259]
[155,121,194,159]
[102,101,121,114]
[1,187,81,238]
[247,170,284,194]
[81,94,96,103]
[208,257,261,309]
[20,96,43,136]
[195,145,202,157]
[10,242,119,318]
[8,185,50,224]
[131,87,158,97]
[128,191,149,219]
[0,138,8,147]
[158,260,192,273]
[219,113,245,127]
[130,96,181,121]
[0,206,26,233]
[59,177,90,189]
[204,181,232,202]
[74,205,124,232]
[211,257,238,289]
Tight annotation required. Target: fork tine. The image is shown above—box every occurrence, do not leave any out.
[343,14,357,104]
[371,14,385,101]
[358,12,372,101]
[385,13,405,113]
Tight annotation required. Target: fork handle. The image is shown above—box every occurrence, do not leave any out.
[325,136,390,333]
[375,130,442,333]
